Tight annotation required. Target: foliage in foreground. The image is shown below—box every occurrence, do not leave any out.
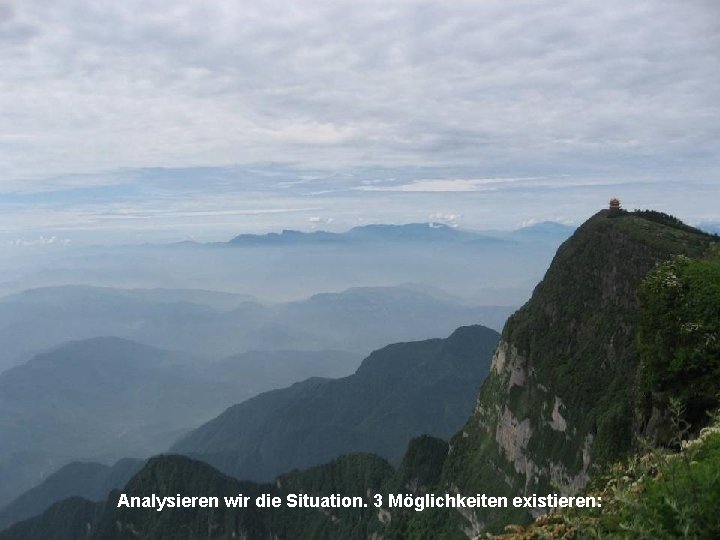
[487,411,720,540]
[637,255,720,430]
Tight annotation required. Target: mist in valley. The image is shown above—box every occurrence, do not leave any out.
[0,220,573,513]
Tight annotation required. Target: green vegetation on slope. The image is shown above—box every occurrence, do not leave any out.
[0,448,410,539]
[172,325,499,482]
[429,210,717,536]
[477,216,720,540]
[487,415,720,540]
[637,255,720,433]
[499,210,713,462]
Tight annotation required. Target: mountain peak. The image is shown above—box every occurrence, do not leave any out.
[441,208,717,532]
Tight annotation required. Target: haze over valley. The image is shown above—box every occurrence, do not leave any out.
[0,220,565,511]
[1,0,719,537]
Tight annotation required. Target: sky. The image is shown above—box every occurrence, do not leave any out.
[1,0,719,244]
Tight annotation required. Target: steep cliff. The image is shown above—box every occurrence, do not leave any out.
[441,209,716,533]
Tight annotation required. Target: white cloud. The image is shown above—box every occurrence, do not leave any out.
[2,236,71,247]
[356,177,535,192]
[0,0,719,241]
[0,0,717,186]
[429,213,460,227]
[518,217,574,228]
[308,216,334,225]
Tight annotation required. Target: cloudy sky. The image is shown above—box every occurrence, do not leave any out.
[1,0,719,243]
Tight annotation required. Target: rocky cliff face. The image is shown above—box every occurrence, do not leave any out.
[442,210,716,534]
[485,342,592,497]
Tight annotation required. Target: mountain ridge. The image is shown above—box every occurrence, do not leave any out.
[0,458,144,531]
[171,325,500,482]
[228,221,574,246]
[0,284,513,372]
[0,338,359,508]
[434,209,717,534]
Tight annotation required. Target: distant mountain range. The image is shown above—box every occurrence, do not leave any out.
[697,221,720,235]
[0,285,514,373]
[0,220,575,535]
[1,221,572,307]
[0,325,498,529]
[227,221,574,246]
[0,338,359,507]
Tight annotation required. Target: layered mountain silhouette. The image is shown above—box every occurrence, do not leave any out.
[0,285,512,372]
[3,210,716,539]
[228,222,572,246]
[0,338,358,507]
[0,324,498,529]
[0,459,143,531]
[171,325,499,481]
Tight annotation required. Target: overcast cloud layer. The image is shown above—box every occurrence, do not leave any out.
[1,0,718,241]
